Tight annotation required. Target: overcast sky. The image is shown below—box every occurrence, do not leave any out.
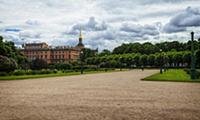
[0,0,200,51]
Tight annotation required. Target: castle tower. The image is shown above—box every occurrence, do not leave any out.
[76,27,84,49]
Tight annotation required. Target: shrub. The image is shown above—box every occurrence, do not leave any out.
[53,69,58,73]
[184,68,200,79]
[0,72,8,76]
[13,70,26,76]
[196,70,200,78]
[31,58,48,70]
[41,69,52,74]
[0,55,18,72]
[26,70,33,75]
[63,70,74,73]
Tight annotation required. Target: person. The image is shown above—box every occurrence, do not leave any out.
[141,65,144,71]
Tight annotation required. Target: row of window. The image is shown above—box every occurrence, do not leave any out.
[27,55,74,59]
[24,51,73,54]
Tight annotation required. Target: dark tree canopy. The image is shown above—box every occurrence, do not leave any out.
[112,41,199,55]
[31,58,48,70]
[0,55,18,72]
[0,36,28,71]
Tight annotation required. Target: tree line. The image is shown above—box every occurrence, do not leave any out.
[112,40,200,54]
[85,40,200,68]
[86,51,200,68]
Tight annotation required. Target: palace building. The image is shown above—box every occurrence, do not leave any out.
[21,29,85,64]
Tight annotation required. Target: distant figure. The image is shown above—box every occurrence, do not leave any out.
[141,65,144,71]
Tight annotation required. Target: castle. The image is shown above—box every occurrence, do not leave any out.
[20,29,85,64]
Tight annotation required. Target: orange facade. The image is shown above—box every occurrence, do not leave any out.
[21,43,81,64]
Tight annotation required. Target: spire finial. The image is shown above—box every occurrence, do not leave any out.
[79,26,83,39]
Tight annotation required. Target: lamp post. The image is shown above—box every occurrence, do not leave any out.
[163,52,167,72]
[80,51,84,74]
[160,49,163,74]
[191,32,196,79]
[119,57,122,71]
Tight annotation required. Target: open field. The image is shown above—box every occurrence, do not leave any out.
[143,69,200,82]
[0,70,200,120]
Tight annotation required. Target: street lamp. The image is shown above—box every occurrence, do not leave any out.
[163,52,167,72]
[160,49,163,74]
[119,57,122,71]
[191,32,196,79]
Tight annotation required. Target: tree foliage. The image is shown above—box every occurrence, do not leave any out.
[0,55,18,72]
[31,58,48,70]
[87,51,195,68]
[0,36,27,71]
[112,41,199,54]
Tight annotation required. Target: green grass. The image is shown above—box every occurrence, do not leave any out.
[0,69,127,80]
[143,69,200,83]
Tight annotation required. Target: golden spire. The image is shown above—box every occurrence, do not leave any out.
[79,26,83,40]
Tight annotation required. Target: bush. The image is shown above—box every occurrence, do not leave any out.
[53,69,58,74]
[26,70,33,75]
[48,63,72,70]
[184,68,200,79]
[63,70,74,73]
[13,70,33,76]
[31,58,48,70]
[13,70,26,76]
[0,55,18,72]
[196,70,200,78]
[40,69,52,74]
[0,72,8,76]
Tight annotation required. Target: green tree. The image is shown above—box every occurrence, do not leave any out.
[139,55,148,67]
[0,55,18,72]
[31,58,48,70]
[148,54,156,67]
[99,49,111,56]
[196,50,200,67]
[81,48,97,62]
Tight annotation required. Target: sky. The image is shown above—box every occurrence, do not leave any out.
[0,0,200,51]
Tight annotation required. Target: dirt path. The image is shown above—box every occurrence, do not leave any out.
[0,70,200,120]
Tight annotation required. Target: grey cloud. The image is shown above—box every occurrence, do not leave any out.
[25,20,40,26]
[120,23,160,37]
[163,7,200,33]
[2,34,23,46]
[68,17,108,35]
[142,0,188,4]
[19,31,41,39]
[4,28,21,32]
[91,31,116,40]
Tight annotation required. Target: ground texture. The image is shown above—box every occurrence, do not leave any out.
[0,70,200,120]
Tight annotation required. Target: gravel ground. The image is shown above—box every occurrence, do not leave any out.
[0,70,200,120]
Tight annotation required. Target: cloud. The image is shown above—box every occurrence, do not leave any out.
[19,31,41,39]
[163,7,200,33]
[0,0,200,51]
[4,28,21,32]
[120,23,160,37]
[68,17,108,35]
[25,20,40,26]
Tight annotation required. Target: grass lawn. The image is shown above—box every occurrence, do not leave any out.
[0,69,127,80]
[143,69,200,83]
